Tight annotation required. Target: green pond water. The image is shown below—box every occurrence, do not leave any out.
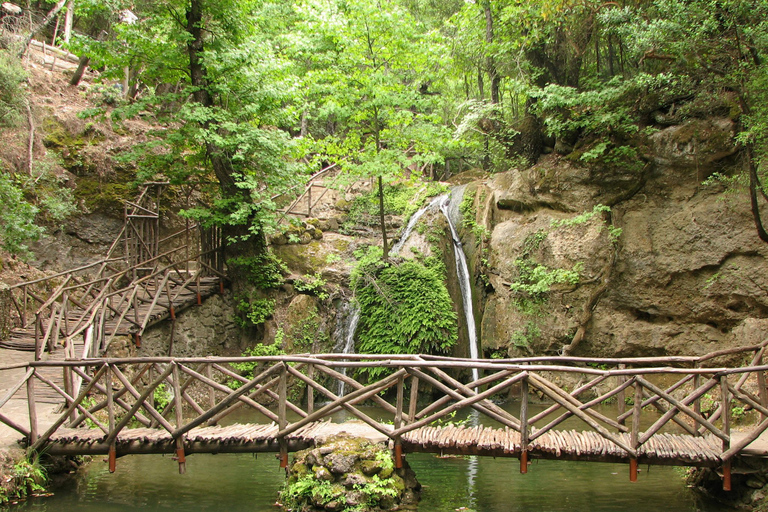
[8,452,735,512]
[7,404,738,511]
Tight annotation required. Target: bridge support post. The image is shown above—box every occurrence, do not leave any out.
[723,461,731,491]
[631,379,642,482]
[172,363,186,475]
[108,445,116,473]
[520,378,529,474]
[278,366,288,471]
[107,365,117,473]
[721,375,731,491]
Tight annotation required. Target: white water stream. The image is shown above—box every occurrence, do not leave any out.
[439,190,481,384]
[334,304,360,396]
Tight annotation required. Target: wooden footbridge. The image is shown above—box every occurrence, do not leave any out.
[0,183,225,362]
[2,344,768,490]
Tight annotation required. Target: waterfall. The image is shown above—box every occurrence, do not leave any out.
[439,189,480,384]
[334,304,360,397]
[389,195,444,257]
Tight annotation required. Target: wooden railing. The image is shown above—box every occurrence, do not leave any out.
[1,184,225,358]
[1,344,767,486]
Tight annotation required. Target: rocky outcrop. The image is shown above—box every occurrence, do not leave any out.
[466,117,768,358]
[282,436,420,512]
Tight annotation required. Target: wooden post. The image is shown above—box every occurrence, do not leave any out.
[278,366,288,469]
[408,376,419,424]
[394,375,404,469]
[630,378,642,483]
[206,364,216,411]
[757,352,768,422]
[693,366,702,433]
[172,364,186,474]
[34,313,41,361]
[106,365,116,473]
[617,364,626,427]
[721,375,731,491]
[22,285,28,327]
[26,374,38,446]
[520,377,528,474]
[307,365,314,415]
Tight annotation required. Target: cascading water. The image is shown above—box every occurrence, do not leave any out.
[389,195,444,257]
[389,190,481,385]
[439,189,481,384]
[333,304,360,396]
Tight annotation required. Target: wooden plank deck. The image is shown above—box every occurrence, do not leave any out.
[36,422,726,467]
[0,276,222,353]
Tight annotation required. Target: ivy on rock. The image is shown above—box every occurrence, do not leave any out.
[352,250,457,375]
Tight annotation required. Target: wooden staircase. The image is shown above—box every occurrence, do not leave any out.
[0,183,225,360]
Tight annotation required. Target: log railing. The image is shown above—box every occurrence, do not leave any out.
[0,183,225,359]
[1,345,766,487]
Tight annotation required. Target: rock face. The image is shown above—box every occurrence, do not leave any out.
[282,436,420,512]
[461,117,768,359]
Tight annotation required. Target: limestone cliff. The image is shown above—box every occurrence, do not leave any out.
[462,117,768,358]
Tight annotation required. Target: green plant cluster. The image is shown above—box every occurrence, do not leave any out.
[294,272,329,300]
[510,259,582,302]
[282,449,400,512]
[0,455,47,505]
[227,253,287,289]
[153,383,172,413]
[352,253,458,378]
[344,182,448,232]
[288,310,328,351]
[510,320,542,351]
[0,173,44,258]
[0,50,26,128]
[550,204,622,244]
[459,192,490,242]
[234,295,276,328]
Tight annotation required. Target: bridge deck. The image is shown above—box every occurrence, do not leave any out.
[39,422,724,467]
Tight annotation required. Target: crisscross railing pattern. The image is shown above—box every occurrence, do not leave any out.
[1,184,225,359]
[1,343,766,489]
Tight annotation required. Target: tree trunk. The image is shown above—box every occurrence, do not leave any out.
[63,0,74,44]
[379,175,388,258]
[483,1,500,105]
[185,0,262,278]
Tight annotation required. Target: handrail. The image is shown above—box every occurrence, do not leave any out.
[0,353,765,485]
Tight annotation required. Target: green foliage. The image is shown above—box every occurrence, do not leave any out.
[551,205,622,244]
[227,253,287,289]
[0,455,47,504]
[0,50,26,128]
[294,272,329,300]
[352,255,458,378]
[153,383,172,413]
[510,259,582,303]
[550,205,611,229]
[282,451,400,512]
[510,321,542,351]
[234,295,276,328]
[345,183,443,230]
[0,173,44,259]
[289,309,328,350]
[459,192,490,242]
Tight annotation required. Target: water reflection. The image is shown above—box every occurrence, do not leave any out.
[9,402,738,512]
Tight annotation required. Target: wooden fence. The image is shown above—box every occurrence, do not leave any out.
[1,345,767,488]
[0,183,224,358]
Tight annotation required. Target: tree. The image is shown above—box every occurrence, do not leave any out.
[78,0,302,277]
[290,0,457,252]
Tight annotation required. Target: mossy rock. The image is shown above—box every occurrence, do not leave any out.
[74,177,132,216]
[283,436,420,512]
